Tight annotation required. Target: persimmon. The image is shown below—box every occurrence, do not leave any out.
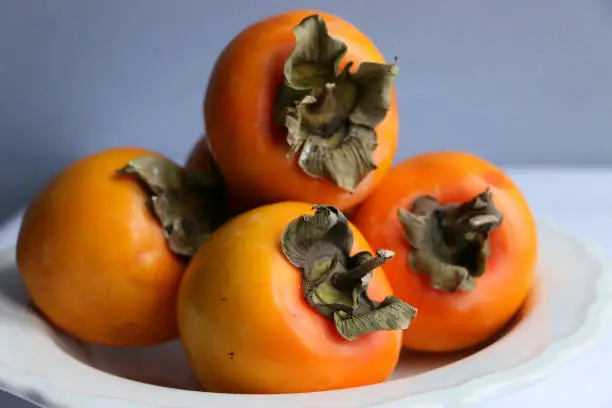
[202,10,399,212]
[351,151,538,353]
[177,202,416,394]
[185,134,215,172]
[184,133,243,215]
[16,147,227,347]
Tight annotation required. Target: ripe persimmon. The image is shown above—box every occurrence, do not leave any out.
[184,134,244,215]
[177,202,416,394]
[185,135,218,171]
[16,147,225,347]
[202,10,399,212]
[351,152,538,352]
[185,134,215,172]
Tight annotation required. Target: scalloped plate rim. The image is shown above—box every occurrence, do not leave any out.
[0,217,610,408]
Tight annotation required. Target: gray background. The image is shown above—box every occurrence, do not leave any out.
[0,0,612,406]
[1,0,612,225]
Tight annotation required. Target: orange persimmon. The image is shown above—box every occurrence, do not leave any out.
[16,147,186,347]
[185,134,215,172]
[351,152,537,352]
[202,10,399,212]
[184,134,244,216]
[177,202,416,394]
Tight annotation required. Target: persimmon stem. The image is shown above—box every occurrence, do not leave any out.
[398,189,503,292]
[117,156,230,257]
[332,249,394,291]
[274,14,398,192]
[281,205,417,340]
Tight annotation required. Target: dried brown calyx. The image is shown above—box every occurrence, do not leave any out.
[281,205,417,340]
[398,189,503,292]
[274,14,398,192]
[117,156,230,257]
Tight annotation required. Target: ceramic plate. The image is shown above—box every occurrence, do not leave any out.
[0,218,610,408]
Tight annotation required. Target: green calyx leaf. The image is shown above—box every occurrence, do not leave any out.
[398,190,503,293]
[282,15,347,91]
[275,14,398,192]
[117,156,229,257]
[281,204,417,340]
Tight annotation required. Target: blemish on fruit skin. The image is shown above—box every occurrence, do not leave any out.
[220,297,228,301]
[227,352,235,360]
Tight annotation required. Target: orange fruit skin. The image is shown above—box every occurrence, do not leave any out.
[351,152,538,352]
[203,10,399,212]
[177,201,402,394]
[16,147,185,347]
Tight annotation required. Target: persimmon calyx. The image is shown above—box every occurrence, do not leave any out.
[398,189,503,293]
[275,14,398,192]
[117,156,229,257]
[281,204,417,340]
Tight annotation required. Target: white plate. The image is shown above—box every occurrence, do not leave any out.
[0,218,610,408]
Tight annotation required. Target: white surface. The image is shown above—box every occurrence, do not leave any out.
[0,168,611,407]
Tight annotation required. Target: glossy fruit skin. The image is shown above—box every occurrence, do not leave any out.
[351,152,538,352]
[202,10,399,212]
[16,147,185,347]
[177,201,402,394]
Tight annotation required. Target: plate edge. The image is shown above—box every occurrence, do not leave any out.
[0,218,609,408]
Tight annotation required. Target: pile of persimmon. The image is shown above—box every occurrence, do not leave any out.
[15,9,537,396]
